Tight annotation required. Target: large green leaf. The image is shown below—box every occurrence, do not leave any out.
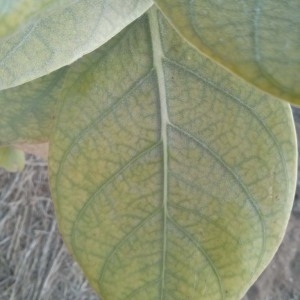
[0,0,152,91]
[0,0,72,38]
[49,8,297,300]
[154,0,300,105]
[0,67,67,146]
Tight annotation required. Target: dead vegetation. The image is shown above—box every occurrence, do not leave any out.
[0,155,99,300]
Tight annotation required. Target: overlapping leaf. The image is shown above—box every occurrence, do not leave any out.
[154,0,300,105]
[0,67,67,146]
[0,0,153,90]
[49,8,297,300]
[0,0,72,38]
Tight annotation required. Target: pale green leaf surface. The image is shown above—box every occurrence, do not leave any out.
[49,8,297,300]
[154,0,300,105]
[0,0,153,91]
[0,146,25,172]
[0,67,67,146]
[0,0,72,38]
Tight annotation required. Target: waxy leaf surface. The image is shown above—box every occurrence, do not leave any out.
[0,67,67,146]
[154,0,300,105]
[49,9,297,300]
[0,0,152,90]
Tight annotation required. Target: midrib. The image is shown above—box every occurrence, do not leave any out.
[148,7,169,300]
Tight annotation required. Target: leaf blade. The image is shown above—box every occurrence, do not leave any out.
[0,67,67,146]
[154,0,300,105]
[49,9,297,300]
[0,0,153,90]
[0,0,72,38]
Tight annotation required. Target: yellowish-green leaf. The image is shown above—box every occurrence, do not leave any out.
[0,0,153,91]
[0,146,25,172]
[0,67,67,146]
[0,0,72,38]
[49,8,297,300]
[154,0,300,105]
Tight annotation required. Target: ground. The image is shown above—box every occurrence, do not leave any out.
[1,108,300,300]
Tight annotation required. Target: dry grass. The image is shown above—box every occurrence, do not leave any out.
[0,155,99,300]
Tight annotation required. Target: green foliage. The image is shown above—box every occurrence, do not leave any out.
[0,67,67,146]
[0,0,152,90]
[0,2,299,300]
[0,146,25,172]
[154,0,300,105]
[0,0,68,38]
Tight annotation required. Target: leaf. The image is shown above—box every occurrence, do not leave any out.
[0,146,25,172]
[0,67,67,146]
[0,0,153,91]
[0,0,72,38]
[154,0,300,105]
[49,8,297,300]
